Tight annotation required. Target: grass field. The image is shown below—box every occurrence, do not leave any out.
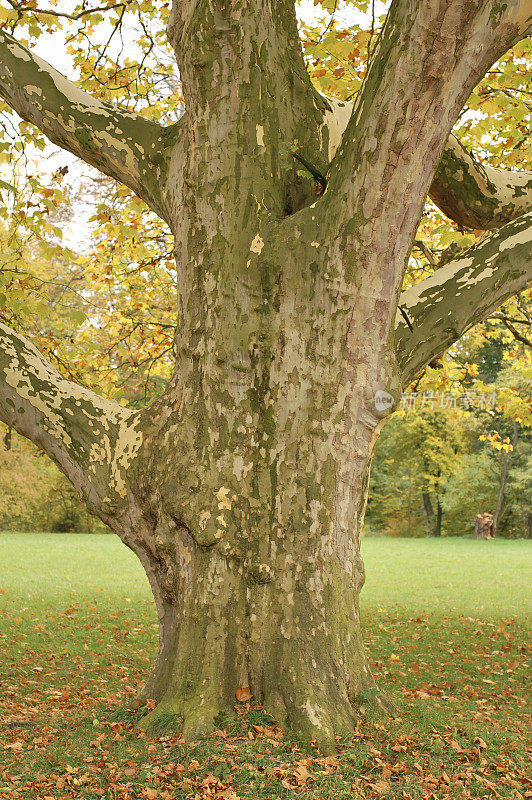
[0,533,530,799]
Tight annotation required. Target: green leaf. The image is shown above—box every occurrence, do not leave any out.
[0,178,17,195]
[70,309,87,326]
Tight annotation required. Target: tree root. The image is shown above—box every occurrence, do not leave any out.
[137,692,226,740]
[134,669,399,751]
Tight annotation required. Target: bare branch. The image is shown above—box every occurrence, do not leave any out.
[517,293,532,322]
[491,315,532,347]
[429,134,532,230]
[0,30,175,218]
[395,212,532,383]
[3,0,126,21]
[490,312,531,326]
[413,240,438,267]
[0,322,145,517]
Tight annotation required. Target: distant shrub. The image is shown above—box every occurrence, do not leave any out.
[0,430,107,533]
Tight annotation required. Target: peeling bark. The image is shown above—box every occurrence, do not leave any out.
[0,31,172,219]
[0,323,145,518]
[395,213,532,384]
[429,135,532,230]
[319,99,532,231]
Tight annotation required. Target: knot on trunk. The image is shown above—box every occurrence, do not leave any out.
[192,511,225,547]
[248,562,274,584]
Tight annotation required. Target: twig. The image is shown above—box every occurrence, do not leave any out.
[398,305,414,332]
[413,239,438,267]
[4,0,126,21]
[493,317,532,347]
[291,150,328,190]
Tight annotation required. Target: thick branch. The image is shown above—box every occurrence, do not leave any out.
[395,213,532,383]
[0,31,171,216]
[429,134,532,230]
[318,0,530,235]
[313,0,531,339]
[165,0,330,223]
[0,322,144,516]
[320,101,531,231]
[490,311,531,326]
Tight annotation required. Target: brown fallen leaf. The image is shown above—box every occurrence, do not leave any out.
[3,741,24,751]
[235,686,252,702]
[293,762,312,786]
[371,779,390,796]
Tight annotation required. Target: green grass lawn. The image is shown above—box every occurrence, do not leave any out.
[2,533,528,617]
[0,533,530,799]
[361,537,532,621]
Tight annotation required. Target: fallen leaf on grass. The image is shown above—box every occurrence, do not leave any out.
[370,779,390,795]
[3,741,23,751]
[193,773,240,799]
[293,761,313,786]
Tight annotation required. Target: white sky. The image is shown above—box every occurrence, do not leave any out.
[31,1,388,74]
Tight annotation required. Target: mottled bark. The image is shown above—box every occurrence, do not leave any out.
[0,31,172,219]
[0,323,142,517]
[395,213,532,384]
[133,490,380,748]
[429,135,532,230]
[320,100,532,231]
[0,0,531,749]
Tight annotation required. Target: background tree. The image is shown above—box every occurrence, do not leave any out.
[0,429,104,531]
[0,0,531,750]
[367,319,532,539]
[367,409,470,537]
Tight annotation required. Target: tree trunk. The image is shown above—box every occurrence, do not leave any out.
[422,488,442,537]
[492,422,518,537]
[474,513,494,539]
[132,487,379,748]
[407,464,413,537]
[3,425,12,451]
[422,492,434,536]
[435,498,442,538]
[120,326,397,750]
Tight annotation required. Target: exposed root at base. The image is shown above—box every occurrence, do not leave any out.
[136,695,227,741]
[137,704,183,736]
[353,685,400,717]
[374,692,400,717]
[133,687,399,753]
